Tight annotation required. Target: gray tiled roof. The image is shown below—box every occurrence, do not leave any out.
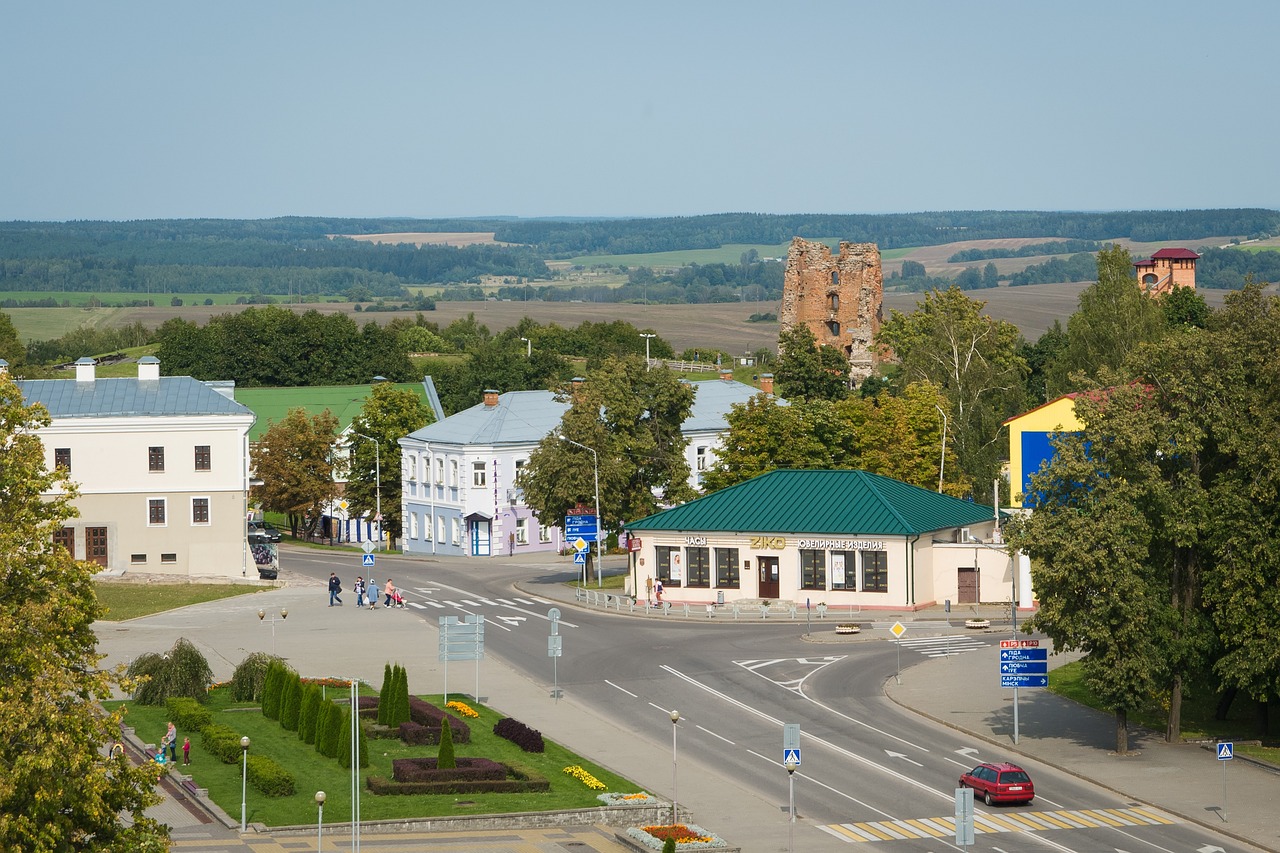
[683,379,770,431]
[17,376,254,418]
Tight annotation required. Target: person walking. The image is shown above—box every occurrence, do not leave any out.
[367,579,380,610]
[182,736,191,766]
[653,578,664,607]
[384,578,398,609]
[354,576,365,608]
[328,572,343,606]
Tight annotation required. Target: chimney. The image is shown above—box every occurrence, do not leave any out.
[137,355,161,381]
[719,368,732,382]
[759,373,774,395]
[570,376,584,398]
[75,357,97,383]
[483,389,500,407]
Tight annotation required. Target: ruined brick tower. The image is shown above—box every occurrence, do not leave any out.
[779,237,884,383]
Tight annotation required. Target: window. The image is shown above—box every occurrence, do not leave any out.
[451,518,461,546]
[515,517,528,544]
[826,320,840,337]
[408,511,418,539]
[685,547,710,588]
[828,293,840,311]
[449,459,459,487]
[715,547,739,589]
[148,446,165,471]
[472,461,487,487]
[191,498,210,524]
[148,498,166,525]
[438,515,446,543]
[194,445,211,471]
[54,527,75,555]
[436,458,445,484]
[538,523,552,543]
[161,553,177,563]
[423,513,432,541]
[831,551,857,590]
[655,547,680,586]
[696,446,708,471]
[131,554,147,564]
[514,458,527,483]
[55,447,71,472]
[862,550,889,593]
[800,549,826,590]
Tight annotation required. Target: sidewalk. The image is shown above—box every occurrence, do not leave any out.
[96,551,1279,852]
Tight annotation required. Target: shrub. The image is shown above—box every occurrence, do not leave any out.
[201,723,249,764]
[126,638,214,705]
[493,717,544,753]
[377,663,393,725]
[280,673,302,731]
[368,760,549,795]
[663,838,676,853]
[436,714,456,769]
[165,697,213,733]
[230,652,278,702]
[298,683,322,744]
[261,662,283,720]
[320,702,344,758]
[337,706,369,769]
[246,754,295,797]
[407,697,470,743]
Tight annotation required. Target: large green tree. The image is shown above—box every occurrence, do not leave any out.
[0,375,168,850]
[876,287,1027,502]
[774,324,850,402]
[252,407,342,537]
[347,383,432,545]
[519,356,697,562]
[0,311,24,368]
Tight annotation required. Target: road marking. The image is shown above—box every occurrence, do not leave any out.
[895,635,988,657]
[605,680,637,698]
[822,807,1177,842]
[695,725,735,746]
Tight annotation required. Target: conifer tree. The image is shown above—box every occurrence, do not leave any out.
[436,715,456,769]
[280,672,302,731]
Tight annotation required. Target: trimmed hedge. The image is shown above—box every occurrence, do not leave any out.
[246,753,295,797]
[407,697,470,743]
[367,760,549,795]
[165,696,213,733]
[493,717,545,753]
[394,756,505,783]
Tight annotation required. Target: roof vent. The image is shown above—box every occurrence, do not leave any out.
[138,355,160,381]
[483,389,500,407]
[75,357,97,383]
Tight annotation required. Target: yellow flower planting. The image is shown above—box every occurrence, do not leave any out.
[445,700,479,718]
[563,765,606,790]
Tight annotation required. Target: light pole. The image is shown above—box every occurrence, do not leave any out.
[314,790,325,852]
[559,435,601,587]
[784,754,799,852]
[973,535,1023,745]
[640,333,656,371]
[239,736,250,832]
[520,336,531,357]
[669,709,680,826]
[933,403,947,493]
[257,607,288,656]
[352,432,381,550]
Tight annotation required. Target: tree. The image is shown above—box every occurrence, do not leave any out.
[251,407,341,537]
[0,373,168,850]
[875,287,1027,502]
[0,311,24,368]
[519,356,696,555]
[347,384,432,546]
[1019,321,1067,406]
[1160,285,1210,330]
[1043,245,1165,395]
[774,324,849,402]
[436,716,456,769]
[125,637,214,705]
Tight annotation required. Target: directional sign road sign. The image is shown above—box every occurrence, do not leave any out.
[1217,742,1234,760]
[361,554,375,567]
[999,648,1048,662]
[1001,674,1048,688]
[1000,661,1048,674]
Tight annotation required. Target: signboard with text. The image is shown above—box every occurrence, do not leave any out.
[998,639,1046,688]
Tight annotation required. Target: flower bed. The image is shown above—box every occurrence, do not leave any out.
[624,823,728,851]
[598,791,658,806]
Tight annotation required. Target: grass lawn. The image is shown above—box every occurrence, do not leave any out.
[109,690,645,827]
[93,581,265,622]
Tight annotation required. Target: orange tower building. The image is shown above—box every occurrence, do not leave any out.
[1133,248,1199,297]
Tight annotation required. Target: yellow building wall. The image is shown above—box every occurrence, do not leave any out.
[1005,395,1082,504]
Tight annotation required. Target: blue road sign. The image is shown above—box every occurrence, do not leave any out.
[1000,661,1049,675]
[783,748,801,766]
[573,551,587,565]
[361,553,375,567]
[1217,742,1234,760]
[564,515,599,541]
[999,648,1048,662]
[1001,675,1048,688]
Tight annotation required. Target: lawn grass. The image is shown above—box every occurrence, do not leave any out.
[93,581,265,622]
[110,689,645,827]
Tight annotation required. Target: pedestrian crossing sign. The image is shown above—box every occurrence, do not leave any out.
[783,748,801,766]
[362,554,375,567]
[1217,742,1233,760]
[573,551,587,565]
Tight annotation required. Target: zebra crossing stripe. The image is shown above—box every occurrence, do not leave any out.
[1127,806,1175,824]
[1078,808,1126,827]
[901,818,945,837]
[824,807,1180,842]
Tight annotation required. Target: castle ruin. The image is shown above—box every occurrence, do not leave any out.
[779,237,884,384]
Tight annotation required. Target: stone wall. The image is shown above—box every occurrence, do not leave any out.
[779,237,884,383]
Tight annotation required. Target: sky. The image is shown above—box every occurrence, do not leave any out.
[2,1,1277,222]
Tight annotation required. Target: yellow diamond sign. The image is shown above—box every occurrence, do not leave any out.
[890,621,907,639]
[573,537,588,552]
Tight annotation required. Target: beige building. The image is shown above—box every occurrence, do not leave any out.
[1133,248,1199,297]
[11,357,256,580]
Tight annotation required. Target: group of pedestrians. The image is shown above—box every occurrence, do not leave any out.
[328,572,405,609]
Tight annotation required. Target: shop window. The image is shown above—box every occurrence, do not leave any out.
[685,547,710,587]
[715,547,739,588]
[656,546,682,587]
[800,549,826,590]
[831,551,857,590]
[862,550,889,593]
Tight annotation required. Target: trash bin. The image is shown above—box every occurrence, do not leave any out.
[716,590,725,605]
[944,599,951,613]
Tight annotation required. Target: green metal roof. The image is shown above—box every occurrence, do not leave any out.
[626,469,1000,536]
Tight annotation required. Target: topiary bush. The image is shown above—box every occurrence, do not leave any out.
[493,717,545,753]
[229,652,278,702]
[126,638,214,705]
[166,696,213,733]
[246,754,295,797]
[280,672,302,731]
[298,683,322,745]
[436,714,456,769]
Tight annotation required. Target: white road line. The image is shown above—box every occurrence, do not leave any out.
[745,750,894,819]
[695,725,735,746]
[606,680,637,698]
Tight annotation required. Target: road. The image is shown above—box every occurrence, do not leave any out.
[289,546,1269,853]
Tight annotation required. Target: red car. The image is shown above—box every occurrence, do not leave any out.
[959,762,1034,805]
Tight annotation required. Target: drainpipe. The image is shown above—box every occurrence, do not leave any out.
[907,533,920,607]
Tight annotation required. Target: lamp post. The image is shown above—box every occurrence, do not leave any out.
[559,435,601,587]
[240,736,250,832]
[973,535,1023,745]
[257,607,288,656]
[933,403,947,493]
[784,754,799,852]
[520,336,531,357]
[669,710,680,826]
[352,432,381,551]
[640,333,656,371]
[314,791,325,852]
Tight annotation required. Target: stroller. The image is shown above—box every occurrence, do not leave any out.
[386,587,406,609]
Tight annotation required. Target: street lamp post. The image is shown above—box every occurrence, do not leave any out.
[520,336,531,357]
[973,535,1024,744]
[240,736,250,832]
[784,754,799,852]
[669,710,680,826]
[559,435,601,587]
[257,607,288,656]
[640,333,656,371]
[352,432,381,551]
[933,404,947,493]
[314,791,325,852]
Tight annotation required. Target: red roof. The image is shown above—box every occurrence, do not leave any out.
[1150,248,1200,260]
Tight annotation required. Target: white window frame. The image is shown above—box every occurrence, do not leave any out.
[538,523,552,543]
[696,446,708,471]
[190,496,211,526]
[147,497,167,527]
[423,513,432,541]
[408,511,418,539]
[451,518,461,546]
[449,459,459,487]
[472,460,487,487]
[515,517,528,544]
[436,457,445,484]
[438,515,446,543]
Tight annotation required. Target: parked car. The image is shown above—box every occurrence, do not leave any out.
[958,762,1034,805]
[247,520,282,542]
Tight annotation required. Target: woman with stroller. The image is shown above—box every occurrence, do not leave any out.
[384,578,404,608]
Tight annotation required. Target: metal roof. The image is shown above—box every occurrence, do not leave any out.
[682,379,772,432]
[626,469,1000,536]
[17,376,254,419]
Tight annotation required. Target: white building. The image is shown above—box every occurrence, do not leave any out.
[11,357,257,580]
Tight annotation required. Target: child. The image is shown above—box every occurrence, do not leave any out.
[354,576,366,608]
[182,736,191,765]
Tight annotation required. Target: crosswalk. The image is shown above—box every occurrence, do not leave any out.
[402,590,546,611]
[893,634,988,658]
[821,806,1177,842]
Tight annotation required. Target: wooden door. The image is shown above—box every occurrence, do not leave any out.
[86,527,108,567]
[957,566,979,604]
[758,556,780,599]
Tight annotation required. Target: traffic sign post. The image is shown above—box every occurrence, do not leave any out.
[361,553,375,568]
[954,787,975,847]
[998,639,1045,745]
[1219,741,1233,821]
[890,622,906,684]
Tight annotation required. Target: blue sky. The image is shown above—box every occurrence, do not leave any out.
[2,1,1275,221]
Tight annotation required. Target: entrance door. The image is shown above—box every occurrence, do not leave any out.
[758,556,780,599]
[957,566,979,604]
[469,519,491,556]
[86,527,108,567]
